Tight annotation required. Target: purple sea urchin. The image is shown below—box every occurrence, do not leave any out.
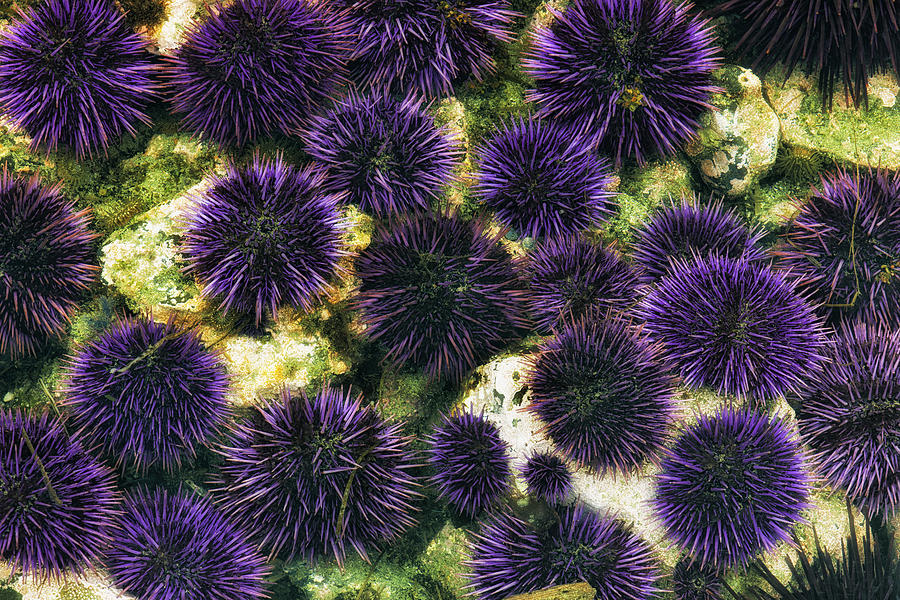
[774,169,900,326]
[0,172,97,358]
[637,256,826,400]
[0,0,157,157]
[521,451,572,505]
[182,154,345,325]
[303,93,458,216]
[466,505,660,600]
[523,0,720,165]
[654,408,811,567]
[214,386,420,564]
[521,236,638,333]
[61,316,230,472]
[106,489,269,600]
[344,0,518,98]
[796,322,900,516]
[631,197,765,283]
[475,119,615,239]
[168,0,350,147]
[0,411,118,578]
[526,317,676,472]
[426,409,511,516]
[354,213,529,381]
[672,557,722,600]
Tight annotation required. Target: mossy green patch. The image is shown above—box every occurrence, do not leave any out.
[116,0,168,29]
[57,583,101,600]
[0,587,21,600]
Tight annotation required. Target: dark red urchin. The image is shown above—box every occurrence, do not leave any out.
[213,386,421,564]
[654,408,811,568]
[526,317,676,473]
[523,0,721,165]
[520,451,572,505]
[426,408,512,516]
[0,172,97,359]
[106,488,269,600]
[520,235,639,333]
[354,212,530,382]
[60,316,230,472]
[637,256,826,401]
[303,93,460,217]
[796,321,900,516]
[0,0,157,158]
[631,197,766,283]
[0,410,119,578]
[167,0,351,147]
[474,119,615,239]
[466,505,661,600]
[774,169,900,327]
[343,0,519,98]
[182,154,345,325]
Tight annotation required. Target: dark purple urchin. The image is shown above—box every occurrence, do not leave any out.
[0,0,157,157]
[354,213,529,382]
[466,505,660,600]
[520,451,572,505]
[523,0,720,165]
[520,236,639,333]
[426,409,511,516]
[796,322,900,516]
[168,0,350,147]
[637,256,826,400]
[214,386,420,564]
[182,155,345,324]
[0,172,97,358]
[654,408,811,568]
[774,169,900,326]
[631,197,765,283]
[0,410,119,578]
[526,317,676,473]
[60,316,230,472]
[106,488,269,600]
[303,93,459,217]
[344,0,518,98]
[672,557,723,600]
[475,119,615,239]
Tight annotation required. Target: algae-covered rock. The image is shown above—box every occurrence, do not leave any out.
[504,582,595,600]
[684,66,780,196]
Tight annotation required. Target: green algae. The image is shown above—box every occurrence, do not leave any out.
[57,583,101,600]
[0,587,21,600]
[116,0,168,29]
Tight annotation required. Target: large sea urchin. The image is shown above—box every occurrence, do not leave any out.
[214,386,420,564]
[354,213,529,381]
[0,172,96,358]
[523,0,720,164]
[654,408,810,567]
[182,155,345,324]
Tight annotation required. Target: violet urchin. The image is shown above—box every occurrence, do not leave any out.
[214,386,420,564]
[303,93,459,216]
[526,317,676,472]
[0,0,157,157]
[631,197,765,283]
[466,505,660,600]
[0,410,119,578]
[796,321,900,516]
[106,488,269,600]
[520,235,639,333]
[168,0,350,147]
[354,212,529,381]
[182,154,345,325]
[654,407,811,567]
[521,451,572,505]
[523,0,720,164]
[344,0,518,98]
[672,557,723,600]
[0,172,97,359]
[774,168,900,326]
[474,119,615,239]
[61,316,230,472]
[637,256,826,400]
[426,409,511,516]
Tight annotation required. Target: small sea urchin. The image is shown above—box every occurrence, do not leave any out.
[182,154,345,325]
[521,452,572,505]
[523,0,720,164]
[672,557,723,600]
